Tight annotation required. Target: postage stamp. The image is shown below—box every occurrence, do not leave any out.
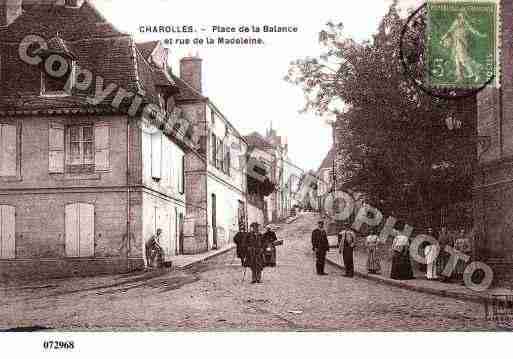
[426,1,498,89]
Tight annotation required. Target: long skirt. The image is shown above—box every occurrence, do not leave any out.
[343,247,354,276]
[390,250,414,280]
[425,245,439,279]
[367,247,381,274]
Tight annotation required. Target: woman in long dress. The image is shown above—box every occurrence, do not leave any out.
[390,234,414,280]
[454,229,471,281]
[365,232,381,274]
[338,229,356,277]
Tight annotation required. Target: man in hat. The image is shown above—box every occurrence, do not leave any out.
[145,228,164,269]
[233,224,248,266]
[311,220,329,275]
[247,222,265,283]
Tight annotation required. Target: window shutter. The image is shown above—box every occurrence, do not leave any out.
[0,124,17,176]
[180,154,185,194]
[0,205,15,259]
[217,139,223,169]
[48,122,64,173]
[94,122,110,171]
[226,146,231,175]
[65,203,80,257]
[211,134,216,165]
[78,203,94,257]
[151,132,162,179]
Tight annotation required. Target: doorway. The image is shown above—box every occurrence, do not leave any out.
[212,193,217,249]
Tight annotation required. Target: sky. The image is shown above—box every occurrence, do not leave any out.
[91,0,421,173]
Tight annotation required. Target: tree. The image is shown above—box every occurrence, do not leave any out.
[286,2,476,227]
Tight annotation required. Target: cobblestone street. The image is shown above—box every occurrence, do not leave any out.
[0,214,503,331]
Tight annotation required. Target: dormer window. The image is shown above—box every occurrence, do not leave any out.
[41,56,75,97]
[39,35,76,97]
[65,0,83,8]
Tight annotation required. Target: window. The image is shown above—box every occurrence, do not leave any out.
[0,205,15,259]
[41,59,75,97]
[65,203,94,258]
[49,122,110,174]
[68,125,94,167]
[224,144,231,175]
[0,124,18,177]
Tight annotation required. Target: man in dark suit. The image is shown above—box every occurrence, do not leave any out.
[233,225,248,266]
[247,222,265,283]
[311,220,329,275]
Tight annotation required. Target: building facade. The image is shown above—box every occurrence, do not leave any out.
[474,0,513,285]
[163,54,249,254]
[0,1,195,280]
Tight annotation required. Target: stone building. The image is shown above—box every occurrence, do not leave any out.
[316,147,336,210]
[159,53,249,254]
[0,0,196,280]
[244,126,289,223]
[474,0,513,284]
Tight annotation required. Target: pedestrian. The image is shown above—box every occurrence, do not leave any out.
[425,228,439,280]
[311,220,329,275]
[454,229,471,282]
[365,231,381,274]
[390,234,414,280]
[145,228,164,269]
[339,228,356,277]
[247,222,265,284]
[262,224,278,267]
[437,226,450,281]
[233,225,248,266]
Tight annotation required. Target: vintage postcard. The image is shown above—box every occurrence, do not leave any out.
[0,0,511,357]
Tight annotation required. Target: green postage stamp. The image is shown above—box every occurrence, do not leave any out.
[426,0,498,89]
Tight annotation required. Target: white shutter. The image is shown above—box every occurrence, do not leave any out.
[161,137,171,188]
[142,132,152,181]
[169,145,175,190]
[65,203,80,257]
[151,132,162,179]
[79,203,94,257]
[49,122,64,173]
[94,122,110,171]
[0,124,17,176]
[0,205,15,259]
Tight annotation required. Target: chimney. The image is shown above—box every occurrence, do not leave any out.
[0,0,22,27]
[180,56,202,94]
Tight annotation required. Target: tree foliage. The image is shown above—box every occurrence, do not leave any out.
[286,2,476,225]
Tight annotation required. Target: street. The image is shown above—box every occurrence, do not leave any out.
[0,214,501,331]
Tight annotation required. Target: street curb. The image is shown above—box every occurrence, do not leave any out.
[177,244,236,270]
[325,257,487,304]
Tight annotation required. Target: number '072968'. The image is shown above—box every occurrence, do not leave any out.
[43,341,75,350]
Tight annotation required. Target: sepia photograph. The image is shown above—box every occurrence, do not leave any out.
[0,0,511,356]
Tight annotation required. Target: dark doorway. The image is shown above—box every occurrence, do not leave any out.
[178,212,184,255]
[212,193,217,249]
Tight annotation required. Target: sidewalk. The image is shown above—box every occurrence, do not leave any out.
[172,244,235,269]
[325,247,512,304]
[1,244,236,291]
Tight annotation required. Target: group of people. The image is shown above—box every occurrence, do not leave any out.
[233,222,279,284]
[422,227,473,281]
[311,220,357,277]
[310,220,473,283]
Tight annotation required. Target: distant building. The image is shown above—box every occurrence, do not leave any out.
[316,147,336,211]
[244,125,290,224]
